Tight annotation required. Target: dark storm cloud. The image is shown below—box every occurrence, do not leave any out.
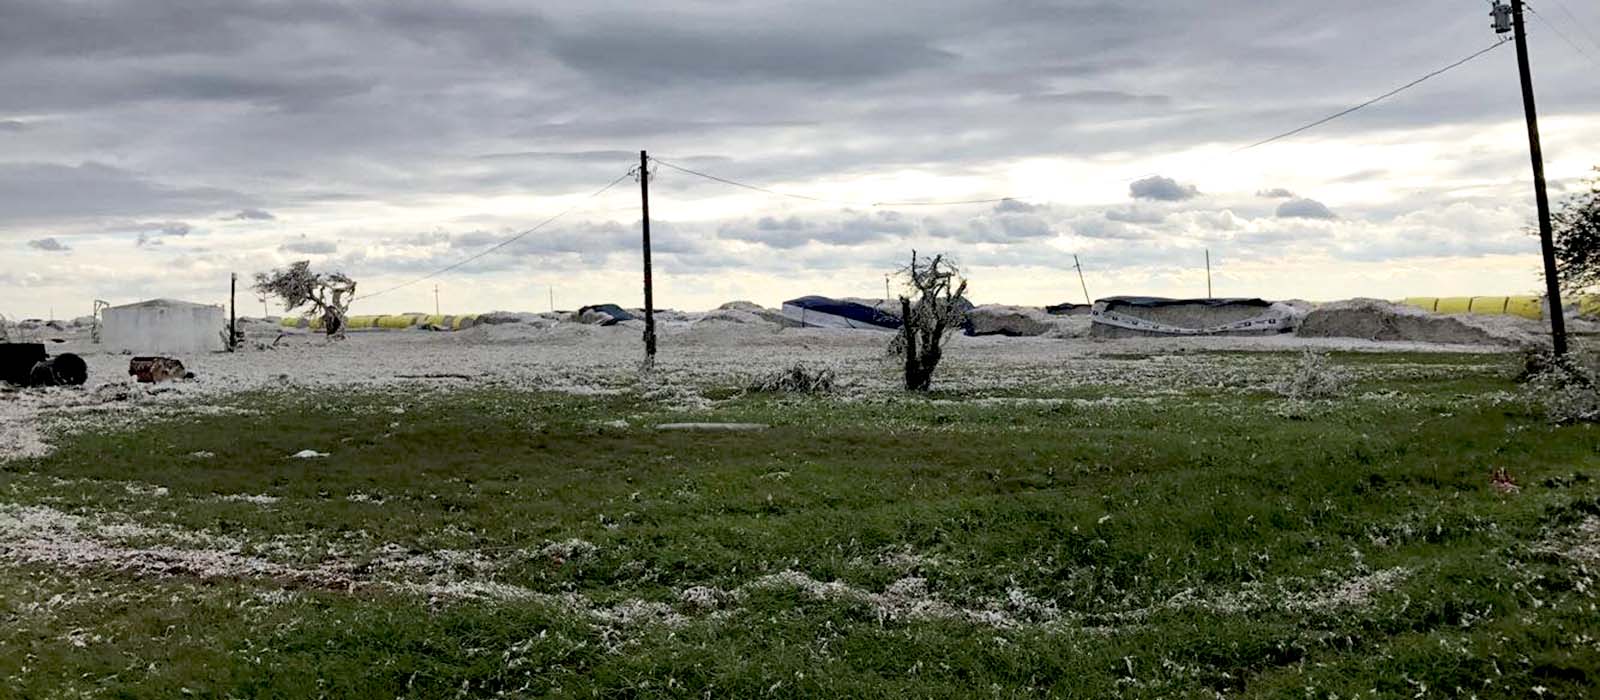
[476,150,638,163]
[27,237,69,252]
[1,0,1595,302]
[1129,176,1200,202]
[0,162,249,225]
[1017,90,1171,107]
[1277,198,1337,220]
[0,1,546,60]
[551,23,953,86]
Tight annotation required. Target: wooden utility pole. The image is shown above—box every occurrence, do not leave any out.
[433,284,440,316]
[229,273,238,351]
[1504,0,1568,354]
[1205,249,1213,299]
[1073,255,1091,305]
[639,150,657,360]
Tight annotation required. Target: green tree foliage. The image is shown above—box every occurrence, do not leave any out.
[1552,168,1600,295]
[253,261,357,338]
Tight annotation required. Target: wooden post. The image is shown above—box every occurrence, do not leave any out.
[1205,249,1213,299]
[1510,0,1568,355]
[640,150,657,360]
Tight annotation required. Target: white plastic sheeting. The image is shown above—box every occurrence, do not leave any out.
[101,299,226,354]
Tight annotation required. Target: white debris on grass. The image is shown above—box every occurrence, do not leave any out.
[1134,567,1413,620]
[0,500,1419,637]
[0,503,352,588]
[217,493,281,505]
[123,483,169,498]
[2,310,1513,466]
[537,538,598,563]
[289,450,329,459]
[1537,516,1600,568]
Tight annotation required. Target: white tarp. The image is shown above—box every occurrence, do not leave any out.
[102,299,226,354]
[1090,298,1302,336]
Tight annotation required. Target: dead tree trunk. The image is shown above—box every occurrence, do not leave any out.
[902,297,922,390]
[893,251,966,392]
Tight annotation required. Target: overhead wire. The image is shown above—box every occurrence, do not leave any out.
[649,158,1016,208]
[1233,38,1511,152]
[352,25,1534,294]
[1540,0,1600,55]
[655,38,1516,207]
[356,168,635,301]
[1526,2,1600,67]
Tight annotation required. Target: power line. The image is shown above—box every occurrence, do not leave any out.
[1540,0,1600,54]
[650,158,1014,208]
[657,39,1517,207]
[1526,2,1600,66]
[1234,38,1511,153]
[356,169,635,302]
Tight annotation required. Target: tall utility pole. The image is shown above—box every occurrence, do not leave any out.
[433,284,440,316]
[229,273,238,351]
[1500,0,1568,354]
[1204,249,1213,299]
[639,150,657,361]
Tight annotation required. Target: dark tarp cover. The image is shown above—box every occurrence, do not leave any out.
[1099,296,1271,309]
[1045,302,1090,315]
[783,296,903,330]
[577,304,637,325]
[0,343,47,386]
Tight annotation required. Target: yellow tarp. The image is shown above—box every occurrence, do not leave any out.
[1435,297,1473,315]
[1401,297,1439,313]
[275,312,481,331]
[1504,297,1544,320]
[1400,296,1545,320]
[375,315,420,329]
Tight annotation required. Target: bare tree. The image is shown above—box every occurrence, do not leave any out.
[891,251,969,391]
[253,261,357,338]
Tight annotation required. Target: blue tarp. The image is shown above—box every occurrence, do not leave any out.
[782,296,902,331]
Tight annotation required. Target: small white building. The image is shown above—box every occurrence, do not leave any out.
[101,299,226,354]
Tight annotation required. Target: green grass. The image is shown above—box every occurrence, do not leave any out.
[2,352,1598,698]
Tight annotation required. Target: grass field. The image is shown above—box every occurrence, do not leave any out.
[3,351,1599,698]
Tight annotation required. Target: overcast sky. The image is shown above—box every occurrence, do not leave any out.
[4,0,1600,318]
